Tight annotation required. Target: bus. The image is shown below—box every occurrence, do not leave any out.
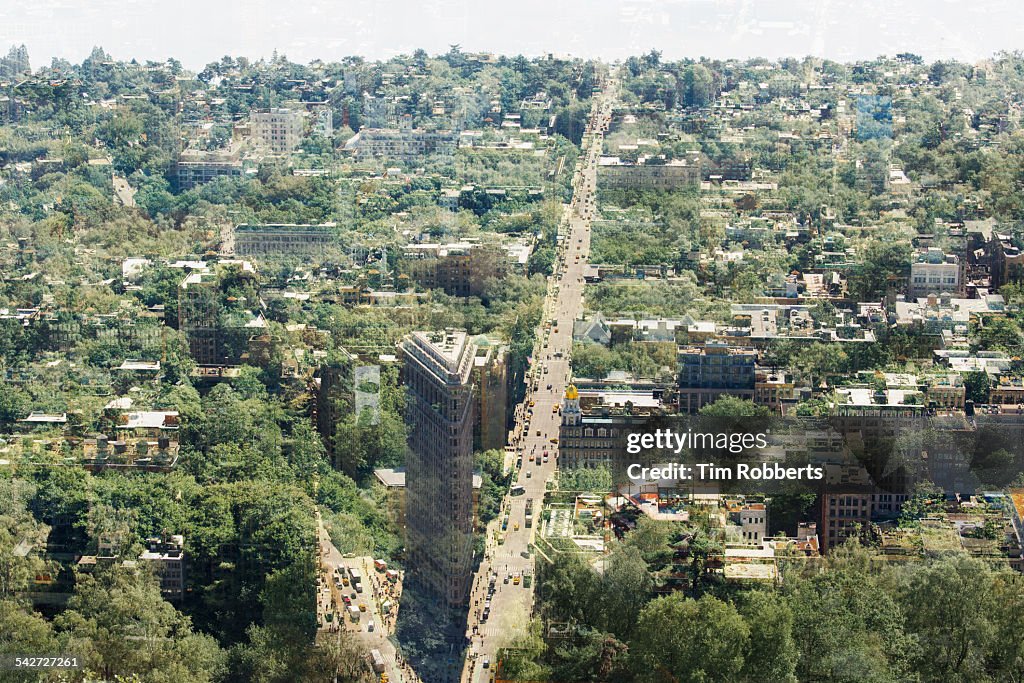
[369,649,386,673]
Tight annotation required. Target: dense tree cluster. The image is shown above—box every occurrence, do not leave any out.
[516,529,1024,683]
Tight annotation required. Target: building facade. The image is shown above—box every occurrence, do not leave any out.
[597,154,702,190]
[559,385,671,471]
[140,534,186,600]
[175,149,244,190]
[250,108,304,154]
[347,128,459,162]
[399,330,477,607]
[909,248,961,298]
[402,242,504,298]
[472,336,510,452]
[677,342,757,413]
[234,223,337,256]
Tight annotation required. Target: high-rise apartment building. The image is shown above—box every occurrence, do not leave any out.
[472,336,510,452]
[178,271,222,366]
[677,341,757,413]
[250,108,304,154]
[399,330,477,608]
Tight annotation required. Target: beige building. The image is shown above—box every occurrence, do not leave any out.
[597,153,702,191]
[250,108,304,154]
[346,128,458,162]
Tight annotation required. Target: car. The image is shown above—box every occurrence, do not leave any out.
[358,603,367,612]
[513,576,521,585]
[549,438,559,444]
[547,383,553,390]
[483,658,490,669]
[367,621,375,632]
[342,595,351,605]
[514,523,520,531]
[536,430,541,436]
[526,470,532,478]
[503,575,510,584]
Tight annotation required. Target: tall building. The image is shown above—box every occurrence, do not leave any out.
[401,242,505,298]
[472,336,510,452]
[399,330,477,608]
[178,263,262,366]
[989,233,1024,288]
[178,271,222,365]
[140,534,186,600]
[909,248,961,298]
[677,341,757,413]
[314,353,355,475]
[250,108,304,154]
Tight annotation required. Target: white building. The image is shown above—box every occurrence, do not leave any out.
[909,248,961,298]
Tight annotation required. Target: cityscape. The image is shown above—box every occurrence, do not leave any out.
[3,27,1024,683]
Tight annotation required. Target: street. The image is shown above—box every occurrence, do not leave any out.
[315,511,422,683]
[459,71,618,683]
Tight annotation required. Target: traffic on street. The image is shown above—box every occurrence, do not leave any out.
[461,70,618,683]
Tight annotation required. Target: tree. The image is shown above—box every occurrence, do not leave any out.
[596,545,653,639]
[791,342,848,388]
[698,396,771,418]
[789,560,913,682]
[55,563,226,682]
[899,556,996,681]
[975,317,1022,353]
[849,242,911,300]
[961,370,991,405]
[739,592,797,683]
[631,594,748,683]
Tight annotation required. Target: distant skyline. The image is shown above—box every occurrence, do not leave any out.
[1,0,1022,71]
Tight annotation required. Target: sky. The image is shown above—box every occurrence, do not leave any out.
[1,0,1022,71]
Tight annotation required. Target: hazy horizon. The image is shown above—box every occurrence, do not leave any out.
[1,0,1022,71]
